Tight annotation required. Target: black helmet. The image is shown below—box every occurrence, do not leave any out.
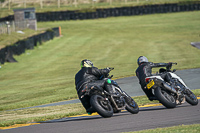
[81,59,93,68]
[137,56,148,65]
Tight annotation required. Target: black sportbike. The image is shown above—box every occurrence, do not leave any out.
[81,67,139,118]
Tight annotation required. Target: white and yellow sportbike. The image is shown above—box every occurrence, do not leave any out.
[145,63,198,108]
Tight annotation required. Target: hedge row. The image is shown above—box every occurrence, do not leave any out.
[0,2,200,22]
[0,27,60,64]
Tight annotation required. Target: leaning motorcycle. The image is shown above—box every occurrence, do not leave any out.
[81,67,139,118]
[145,62,198,108]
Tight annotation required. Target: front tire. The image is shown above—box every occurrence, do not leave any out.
[125,96,139,114]
[90,95,113,118]
[184,89,198,106]
[154,87,176,108]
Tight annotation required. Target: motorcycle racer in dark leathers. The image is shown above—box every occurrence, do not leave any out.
[75,59,114,114]
[135,56,175,101]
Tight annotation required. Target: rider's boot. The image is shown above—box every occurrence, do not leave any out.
[145,90,157,101]
[149,96,157,101]
[86,106,95,115]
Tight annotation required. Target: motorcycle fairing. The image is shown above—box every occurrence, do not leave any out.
[168,72,188,88]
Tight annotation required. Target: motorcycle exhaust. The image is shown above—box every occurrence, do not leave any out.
[163,83,177,94]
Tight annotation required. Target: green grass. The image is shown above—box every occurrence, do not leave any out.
[0,103,86,127]
[0,29,44,49]
[0,11,200,112]
[123,124,200,133]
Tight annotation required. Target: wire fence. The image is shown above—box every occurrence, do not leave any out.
[0,0,188,10]
[0,20,29,35]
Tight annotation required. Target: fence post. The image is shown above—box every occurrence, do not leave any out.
[70,0,72,7]
[8,0,11,10]
[59,26,62,36]
[40,0,43,9]
[58,0,60,8]
[92,0,95,8]
[75,0,77,7]
[6,21,10,35]
[24,0,26,8]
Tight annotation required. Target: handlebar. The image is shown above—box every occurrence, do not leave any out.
[99,67,114,80]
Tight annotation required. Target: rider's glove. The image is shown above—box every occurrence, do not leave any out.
[106,67,111,71]
[106,67,114,71]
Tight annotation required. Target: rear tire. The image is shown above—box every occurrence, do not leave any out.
[154,87,176,108]
[184,89,198,106]
[90,95,113,118]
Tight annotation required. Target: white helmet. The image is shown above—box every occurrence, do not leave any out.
[137,56,148,65]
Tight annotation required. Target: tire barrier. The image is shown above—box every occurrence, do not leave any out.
[0,15,14,23]
[35,2,200,22]
[0,27,60,64]
[0,2,200,23]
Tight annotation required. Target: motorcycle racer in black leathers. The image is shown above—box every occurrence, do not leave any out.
[75,59,113,114]
[135,56,174,101]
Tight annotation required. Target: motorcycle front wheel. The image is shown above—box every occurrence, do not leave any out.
[125,96,139,114]
[90,95,113,118]
[184,89,198,106]
[154,87,176,108]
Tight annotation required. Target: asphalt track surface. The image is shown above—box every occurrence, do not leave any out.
[1,68,200,132]
[2,101,200,133]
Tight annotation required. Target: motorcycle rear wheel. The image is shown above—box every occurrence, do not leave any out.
[154,87,176,108]
[90,95,113,118]
[184,89,198,106]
